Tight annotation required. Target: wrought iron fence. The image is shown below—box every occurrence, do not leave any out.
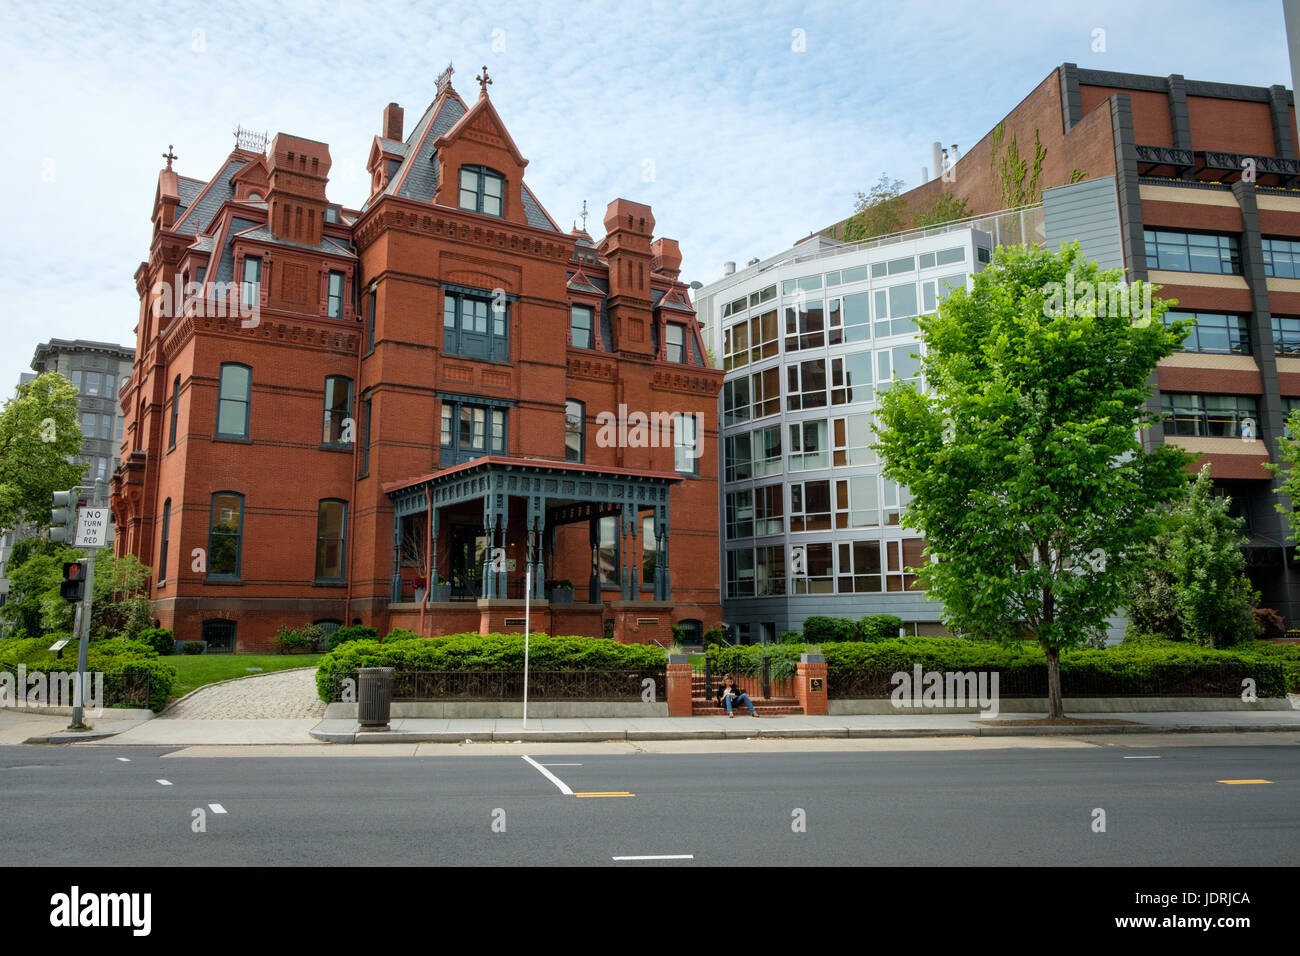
[328,669,666,703]
[831,663,1279,699]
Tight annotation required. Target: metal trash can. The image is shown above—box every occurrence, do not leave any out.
[358,667,394,729]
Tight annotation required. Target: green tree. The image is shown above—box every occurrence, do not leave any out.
[873,242,1191,717]
[1268,407,1300,540]
[912,192,970,229]
[843,173,908,241]
[0,545,152,640]
[1165,465,1259,648]
[0,372,86,531]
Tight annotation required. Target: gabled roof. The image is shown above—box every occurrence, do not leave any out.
[365,87,560,233]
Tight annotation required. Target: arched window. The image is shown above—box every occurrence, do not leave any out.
[217,364,251,439]
[458,165,505,217]
[565,400,584,463]
[315,499,348,581]
[202,619,237,654]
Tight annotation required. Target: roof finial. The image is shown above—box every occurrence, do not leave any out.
[162,145,177,171]
[436,62,454,96]
[477,65,492,96]
[580,199,588,232]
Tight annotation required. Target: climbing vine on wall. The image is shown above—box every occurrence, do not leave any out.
[990,123,1048,208]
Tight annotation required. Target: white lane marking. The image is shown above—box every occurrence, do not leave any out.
[209,804,227,814]
[541,763,583,767]
[156,779,172,786]
[613,854,694,861]
[1123,756,1162,759]
[116,757,131,762]
[521,755,573,795]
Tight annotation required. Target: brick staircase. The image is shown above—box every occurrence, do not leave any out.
[690,672,803,716]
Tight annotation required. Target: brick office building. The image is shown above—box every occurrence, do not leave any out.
[815,63,1300,622]
[112,67,722,652]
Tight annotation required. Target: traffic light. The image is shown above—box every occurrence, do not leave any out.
[50,490,78,545]
[61,561,86,603]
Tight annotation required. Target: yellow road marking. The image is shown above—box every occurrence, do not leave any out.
[1216,779,1273,785]
[574,791,635,798]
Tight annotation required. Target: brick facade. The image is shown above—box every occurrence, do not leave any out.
[112,71,723,651]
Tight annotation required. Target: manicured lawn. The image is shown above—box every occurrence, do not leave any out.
[166,654,324,699]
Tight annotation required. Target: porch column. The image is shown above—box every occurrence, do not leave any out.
[589,516,600,602]
[654,501,671,601]
[495,490,509,599]
[430,504,439,597]
[621,501,636,600]
[526,494,546,600]
[391,510,404,602]
[482,497,497,599]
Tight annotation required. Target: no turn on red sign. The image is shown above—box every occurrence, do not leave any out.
[74,507,109,548]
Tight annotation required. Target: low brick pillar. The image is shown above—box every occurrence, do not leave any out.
[666,654,693,717]
[796,653,828,716]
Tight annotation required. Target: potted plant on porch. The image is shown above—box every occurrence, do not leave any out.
[413,575,428,604]
[433,574,451,603]
[546,579,574,604]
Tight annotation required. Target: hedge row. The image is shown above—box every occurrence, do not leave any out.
[0,635,177,712]
[316,633,667,702]
[704,636,1300,697]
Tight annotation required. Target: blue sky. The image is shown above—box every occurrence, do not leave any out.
[0,0,1292,395]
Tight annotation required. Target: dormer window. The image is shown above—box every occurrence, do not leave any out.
[459,166,504,217]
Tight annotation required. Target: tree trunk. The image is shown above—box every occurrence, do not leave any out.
[1043,642,1064,719]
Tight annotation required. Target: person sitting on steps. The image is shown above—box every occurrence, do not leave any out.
[717,673,757,718]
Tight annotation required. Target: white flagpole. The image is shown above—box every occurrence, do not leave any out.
[523,567,531,729]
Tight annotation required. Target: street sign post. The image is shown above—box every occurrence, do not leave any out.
[50,480,106,730]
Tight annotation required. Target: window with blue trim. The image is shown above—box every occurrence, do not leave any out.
[440,398,507,466]
[458,166,505,217]
[444,289,509,362]
[207,492,244,580]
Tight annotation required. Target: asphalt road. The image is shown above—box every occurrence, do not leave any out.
[1,740,1296,866]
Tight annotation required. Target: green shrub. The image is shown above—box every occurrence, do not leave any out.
[859,615,905,642]
[329,625,378,651]
[702,626,726,648]
[0,634,175,711]
[385,628,420,643]
[138,627,175,656]
[779,630,803,645]
[180,641,205,655]
[316,633,668,702]
[802,616,858,643]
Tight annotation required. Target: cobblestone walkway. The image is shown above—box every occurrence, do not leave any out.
[161,668,326,720]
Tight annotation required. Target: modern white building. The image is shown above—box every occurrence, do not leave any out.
[693,207,1044,642]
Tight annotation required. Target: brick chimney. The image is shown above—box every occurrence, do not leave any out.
[383,102,404,142]
[651,238,682,280]
[600,199,655,356]
[266,133,331,246]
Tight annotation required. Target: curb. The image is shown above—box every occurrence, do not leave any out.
[307,723,1300,744]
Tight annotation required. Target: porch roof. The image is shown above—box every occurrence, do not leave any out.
[382,456,682,497]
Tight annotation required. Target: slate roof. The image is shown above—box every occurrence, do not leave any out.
[378,138,408,156]
[521,183,560,232]
[173,158,247,236]
[214,217,261,283]
[232,224,357,258]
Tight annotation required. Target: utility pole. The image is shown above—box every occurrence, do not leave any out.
[52,480,105,731]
